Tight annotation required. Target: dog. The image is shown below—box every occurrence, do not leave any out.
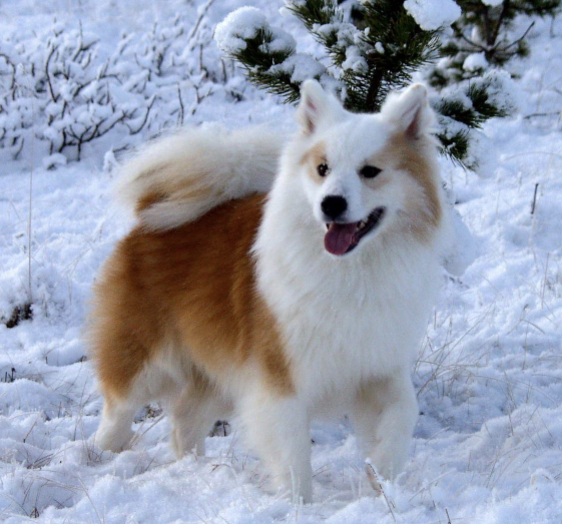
[90,80,453,503]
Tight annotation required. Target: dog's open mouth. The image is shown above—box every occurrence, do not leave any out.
[324,207,386,256]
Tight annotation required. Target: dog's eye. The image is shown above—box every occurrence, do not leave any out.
[360,165,382,179]
[317,163,329,177]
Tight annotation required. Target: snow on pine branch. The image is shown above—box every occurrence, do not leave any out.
[215,6,328,103]
[432,69,518,168]
[215,6,296,56]
[403,0,461,31]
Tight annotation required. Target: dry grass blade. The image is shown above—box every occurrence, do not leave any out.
[365,461,396,522]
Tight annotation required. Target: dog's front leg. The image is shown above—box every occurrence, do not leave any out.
[239,387,312,503]
[351,371,418,481]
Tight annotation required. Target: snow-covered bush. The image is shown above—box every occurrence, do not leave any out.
[0,14,222,166]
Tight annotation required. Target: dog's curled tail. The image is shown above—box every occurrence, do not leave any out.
[117,124,283,231]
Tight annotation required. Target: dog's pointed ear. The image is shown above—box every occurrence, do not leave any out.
[297,80,334,135]
[381,84,433,139]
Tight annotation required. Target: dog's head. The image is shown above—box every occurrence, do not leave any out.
[295,80,442,257]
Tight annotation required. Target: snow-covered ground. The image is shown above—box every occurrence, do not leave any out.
[1,1,561,522]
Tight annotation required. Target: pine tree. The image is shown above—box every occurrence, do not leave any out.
[285,0,441,113]
[214,0,554,169]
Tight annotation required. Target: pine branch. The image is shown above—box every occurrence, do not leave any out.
[216,8,327,104]
[437,127,472,168]
[285,0,337,29]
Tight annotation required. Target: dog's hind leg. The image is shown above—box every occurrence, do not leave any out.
[239,387,313,503]
[96,392,142,452]
[170,380,227,458]
[94,352,147,453]
[351,371,418,480]
[94,345,165,453]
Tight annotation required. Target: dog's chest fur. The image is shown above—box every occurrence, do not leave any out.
[255,184,442,406]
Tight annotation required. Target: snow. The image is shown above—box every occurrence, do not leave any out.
[269,53,326,83]
[342,45,368,73]
[215,7,267,53]
[1,1,562,523]
[404,0,462,31]
[215,6,325,91]
[477,69,520,114]
[261,26,297,55]
[463,52,488,71]
[215,6,297,56]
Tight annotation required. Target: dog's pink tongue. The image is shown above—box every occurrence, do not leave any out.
[324,223,356,256]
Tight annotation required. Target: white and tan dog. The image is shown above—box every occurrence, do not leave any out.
[90,81,453,503]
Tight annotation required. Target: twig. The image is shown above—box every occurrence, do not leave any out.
[187,0,217,44]
[44,45,58,103]
[502,21,535,53]
[177,84,185,125]
[490,0,509,46]
[456,32,487,53]
[128,95,157,135]
[524,111,562,119]
[0,52,17,96]
[530,183,539,215]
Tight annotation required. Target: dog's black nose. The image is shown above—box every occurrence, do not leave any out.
[321,195,348,220]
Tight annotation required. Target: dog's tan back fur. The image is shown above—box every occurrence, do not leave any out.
[89,194,293,404]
